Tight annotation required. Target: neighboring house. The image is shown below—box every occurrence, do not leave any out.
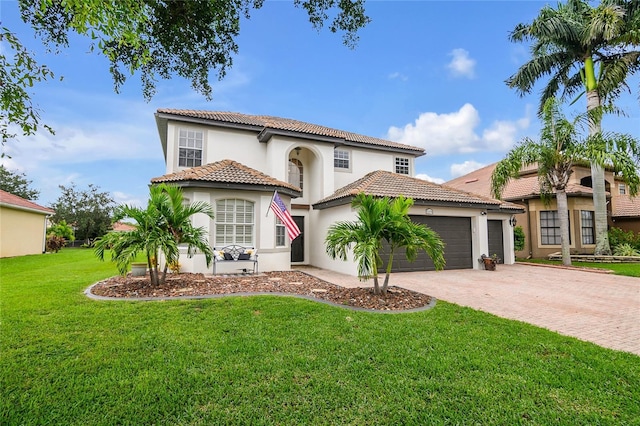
[0,189,54,258]
[152,110,522,275]
[446,163,640,258]
[112,222,137,232]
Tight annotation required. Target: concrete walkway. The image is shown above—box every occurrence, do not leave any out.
[297,264,640,356]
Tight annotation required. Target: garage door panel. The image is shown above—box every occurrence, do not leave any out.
[380,216,472,272]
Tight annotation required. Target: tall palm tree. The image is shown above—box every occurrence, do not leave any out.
[95,184,214,286]
[507,0,640,255]
[491,98,640,265]
[325,193,444,295]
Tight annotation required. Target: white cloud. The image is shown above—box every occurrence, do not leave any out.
[416,173,445,184]
[447,48,476,79]
[112,191,145,208]
[450,161,485,178]
[4,118,161,171]
[388,71,408,81]
[386,103,531,156]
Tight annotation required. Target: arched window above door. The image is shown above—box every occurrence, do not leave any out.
[288,158,303,190]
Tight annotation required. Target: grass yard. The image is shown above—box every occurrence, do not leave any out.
[523,258,640,277]
[1,249,639,424]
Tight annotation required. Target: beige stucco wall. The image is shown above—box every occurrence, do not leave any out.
[0,206,48,258]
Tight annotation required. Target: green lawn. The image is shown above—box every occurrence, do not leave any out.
[1,249,639,424]
[522,258,640,277]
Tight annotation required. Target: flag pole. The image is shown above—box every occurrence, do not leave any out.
[266,190,278,217]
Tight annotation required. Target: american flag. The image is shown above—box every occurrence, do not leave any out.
[270,191,301,241]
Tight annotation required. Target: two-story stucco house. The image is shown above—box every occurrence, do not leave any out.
[151,110,522,276]
[446,162,640,258]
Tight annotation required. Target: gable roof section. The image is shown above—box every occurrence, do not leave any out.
[446,163,599,201]
[155,109,425,156]
[313,170,522,211]
[0,189,54,215]
[150,159,302,197]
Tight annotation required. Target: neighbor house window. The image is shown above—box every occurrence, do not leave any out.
[395,157,410,175]
[275,218,286,247]
[288,158,303,190]
[540,210,570,245]
[178,129,203,167]
[334,148,350,169]
[619,184,626,195]
[581,210,595,245]
[215,199,254,245]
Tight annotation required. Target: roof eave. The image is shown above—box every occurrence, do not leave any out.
[151,180,302,198]
[0,202,54,216]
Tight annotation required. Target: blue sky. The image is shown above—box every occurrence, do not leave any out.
[2,0,638,207]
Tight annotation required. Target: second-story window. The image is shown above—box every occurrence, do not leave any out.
[334,148,350,170]
[395,157,410,175]
[619,184,626,195]
[178,129,203,167]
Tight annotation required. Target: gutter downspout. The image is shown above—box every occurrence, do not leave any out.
[42,215,50,253]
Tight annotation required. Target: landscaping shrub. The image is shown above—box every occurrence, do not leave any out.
[513,225,525,252]
[608,227,640,252]
[613,243,640,257]
[45,235,67,252]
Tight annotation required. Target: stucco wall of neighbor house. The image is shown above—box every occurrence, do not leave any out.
[612,218,640,233]
[175,188,295,274]
[0,206,48,258]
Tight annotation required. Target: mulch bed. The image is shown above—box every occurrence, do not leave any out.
[90,271,433,311]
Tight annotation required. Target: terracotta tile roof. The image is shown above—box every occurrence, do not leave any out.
[156,109,425,155]
[313,170,521,210]
[446,163,598,201]
[150,159,301,193]
[112,222,136,232]
[612,195,640,218]
[0,189,54,215]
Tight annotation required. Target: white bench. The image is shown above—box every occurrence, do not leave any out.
[213,245,258,275]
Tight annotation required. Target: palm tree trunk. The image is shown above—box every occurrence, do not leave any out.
[587,89,611,255]
[556,190,572,266]
[372,276,380,295]
[381,251,394,295]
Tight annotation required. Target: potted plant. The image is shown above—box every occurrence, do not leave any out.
[130,262,147,276]
[480,254,499,271]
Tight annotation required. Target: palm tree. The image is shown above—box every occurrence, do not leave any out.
[325,193,445,295]
[491,98,640,266]
[507,0,640,255]
[95,184,214,286]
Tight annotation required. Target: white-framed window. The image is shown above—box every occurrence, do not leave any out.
[275,218,286,247]
[215,199,254,245]
[288,158,303,190]
[540,210,570,245]
[178,129,203,167]
[581,210,595,245]
[619,184,626,195]
[334,148,350,170]
[395,157,410,175]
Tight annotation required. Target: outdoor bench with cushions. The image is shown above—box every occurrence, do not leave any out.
[213,245,258,274]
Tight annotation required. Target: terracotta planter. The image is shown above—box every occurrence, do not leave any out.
[482,257,497,271]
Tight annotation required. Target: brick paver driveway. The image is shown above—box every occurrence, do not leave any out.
[302,264,640,355]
